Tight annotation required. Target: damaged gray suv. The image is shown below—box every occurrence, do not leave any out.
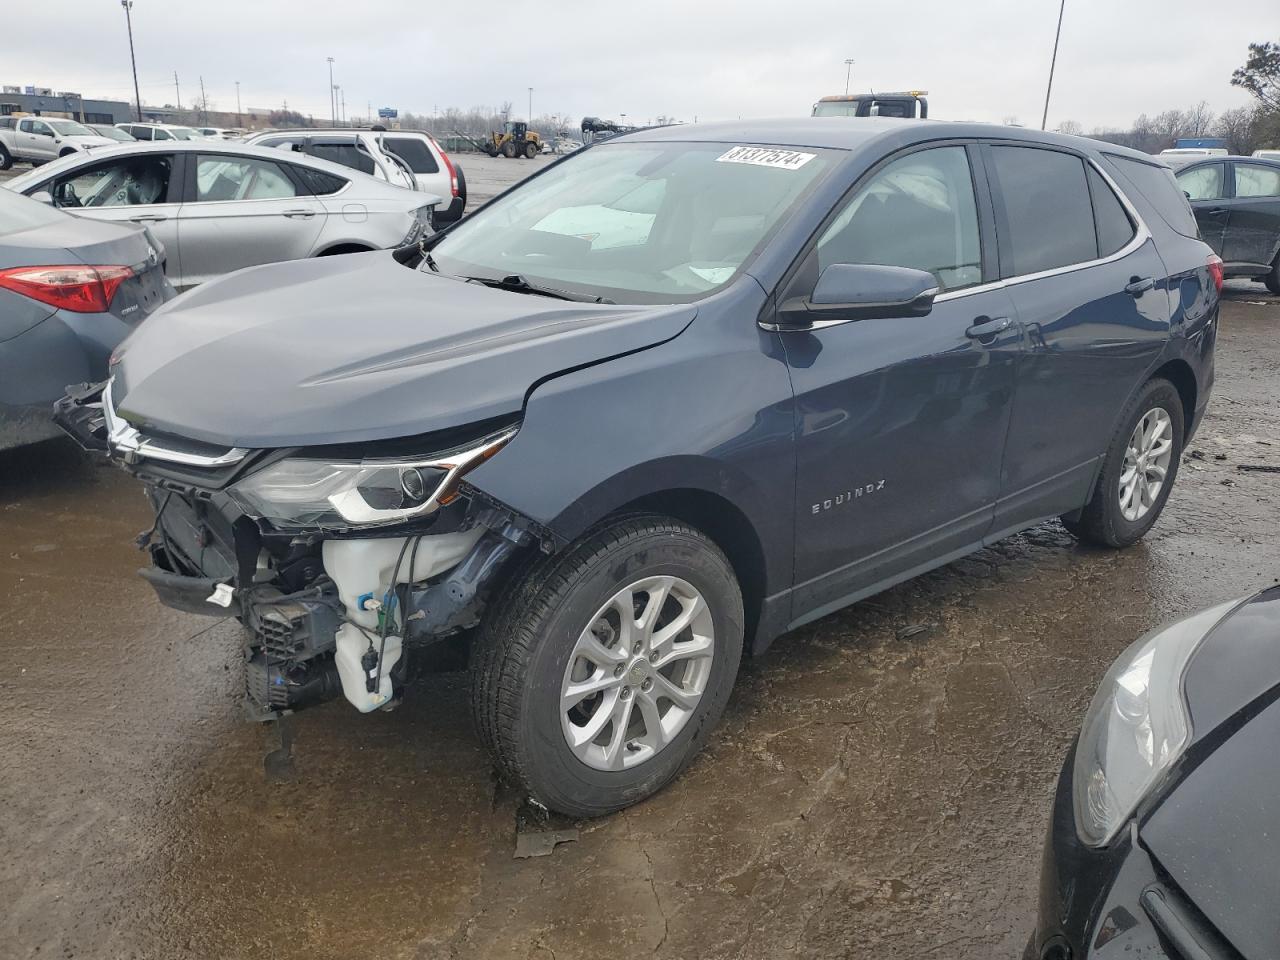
[57,119,1219,816]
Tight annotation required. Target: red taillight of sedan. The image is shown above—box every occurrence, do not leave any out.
[0,264,135,313]
[1207,255,1224,294]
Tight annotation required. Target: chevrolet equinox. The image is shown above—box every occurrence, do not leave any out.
[57,119,1220,817]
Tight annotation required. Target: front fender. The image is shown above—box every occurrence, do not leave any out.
[465,279,797,603]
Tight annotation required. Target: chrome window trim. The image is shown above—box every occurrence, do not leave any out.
[102,379,249,468]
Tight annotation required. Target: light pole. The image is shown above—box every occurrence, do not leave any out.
[326,56,335,124]
[121,1,142,122]
[528,86,533,123]
[1041,0,1066,131]
[235,80,242,127]
[844,58,855,96]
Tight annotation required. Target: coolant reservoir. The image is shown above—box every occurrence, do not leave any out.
[322,530,484,712]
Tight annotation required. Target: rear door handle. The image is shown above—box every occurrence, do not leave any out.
[129,214,168,223]
[1125,276,1155,296]
[965,316,1012,341]
[282,208,316,219]
[1205,206,1226,215]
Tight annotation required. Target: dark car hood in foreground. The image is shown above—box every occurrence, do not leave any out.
[112,252,696,447]
[1141,586,1280,960]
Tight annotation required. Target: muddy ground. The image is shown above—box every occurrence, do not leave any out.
[1,183,1277,958]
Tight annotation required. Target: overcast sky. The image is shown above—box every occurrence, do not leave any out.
[4,0,1274,130]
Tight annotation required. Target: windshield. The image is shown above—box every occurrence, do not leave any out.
[91,125,133,141]
[813,101,861,117]
[429,141,834,303]
[167,127,198,140]
[48,119,95,136]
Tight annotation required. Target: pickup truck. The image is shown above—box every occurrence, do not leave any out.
[0,116,116,170]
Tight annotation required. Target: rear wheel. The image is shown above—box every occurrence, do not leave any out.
[500,141,516,159]
[471,515,743,817]
[1062,378,1184,547]
[1264,255,1280,296]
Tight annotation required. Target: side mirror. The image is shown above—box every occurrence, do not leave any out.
[31,191,54,206]
[779,263,939,326]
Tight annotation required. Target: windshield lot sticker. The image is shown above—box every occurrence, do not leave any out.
[716,146,816,170]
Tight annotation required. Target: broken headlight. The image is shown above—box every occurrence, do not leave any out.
[227,426,516,530]
[1072,598,1240,847]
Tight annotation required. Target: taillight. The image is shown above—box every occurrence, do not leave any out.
[0,264,134,313]
[1206,255,1224,294]
[430,135,459,197]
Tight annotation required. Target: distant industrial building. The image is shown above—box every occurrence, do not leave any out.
[0,85,133,124]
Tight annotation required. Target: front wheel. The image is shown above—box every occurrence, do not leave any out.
[1062,378,1184,547]
[0,145,11,171]
[524,142,538,159]
[471,515,743,817]
[1264,255,1280,296]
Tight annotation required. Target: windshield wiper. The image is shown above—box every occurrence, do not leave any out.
[463,273,615,304]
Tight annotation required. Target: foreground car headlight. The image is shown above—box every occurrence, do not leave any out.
[1073,598,1240,846]
[227,425,516,530]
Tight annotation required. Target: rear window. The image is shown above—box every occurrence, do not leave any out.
[990,145,1097,275]
[0,185,68,231]
[1087,166,1135,258]
[292,165,348,196]
[382,136,439,174]
[1102,154,1200,239]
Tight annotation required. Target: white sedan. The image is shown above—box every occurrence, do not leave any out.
[4,141,440,288]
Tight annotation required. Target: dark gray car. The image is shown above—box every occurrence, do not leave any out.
[56,119,1219,817]
[1174,155,1280,293]
[0,189,173,448]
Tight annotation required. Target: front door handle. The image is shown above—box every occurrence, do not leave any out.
[129,214,168,223]
[965,316,1012,341]
[1125,276,1155,296]
[282,209,316,219]
[1205,206,1226,215]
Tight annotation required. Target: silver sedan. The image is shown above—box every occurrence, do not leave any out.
[3,142,439,288]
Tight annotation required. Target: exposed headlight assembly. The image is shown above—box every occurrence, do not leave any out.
[1072,598,1240,846]
[228,425,516,530]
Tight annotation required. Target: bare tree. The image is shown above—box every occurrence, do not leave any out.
[1183,100,1216,137]
[1055,119,1083,136]
[1214,105,1262,154]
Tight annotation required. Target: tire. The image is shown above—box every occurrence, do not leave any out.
[0,145,11,171]
[1062,378,1184,548]
[524,142,538,159]
[59,147,76,158]
[1264,255,1280,296]
[471,515,744,817]
[500,141,516,159]
[455,164,467,208]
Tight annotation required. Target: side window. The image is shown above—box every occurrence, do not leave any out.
[816,145,981,291]
[1087,166,1135,258]
[990,146,1096,275]
[291,165,348,196]
[154,128,173,141]
[131,126,151,141]
[1102,154,1199,239]
[30,120,53,137]
[1234,163,1280,199]
[195,156,299,201]
[308,142,376,176]
[1175,163,1224,201]
[51,155,173,208]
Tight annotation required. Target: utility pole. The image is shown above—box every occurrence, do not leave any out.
[235,80,242,127]
[121,1,142,122]
[326,56,335,124]
[1041,0,1066,131]
[340,88,346,125]
[198,75,208,124]
[173,70,181,112]
[844,58,855,96]
[528,86,533,123]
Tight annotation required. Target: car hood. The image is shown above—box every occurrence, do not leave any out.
[66,136,118,148]
[1140,586,1280,960]
[111,252,696,448]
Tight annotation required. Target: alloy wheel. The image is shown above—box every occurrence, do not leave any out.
[560,575,715,771]
[1119,407,1173,522]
